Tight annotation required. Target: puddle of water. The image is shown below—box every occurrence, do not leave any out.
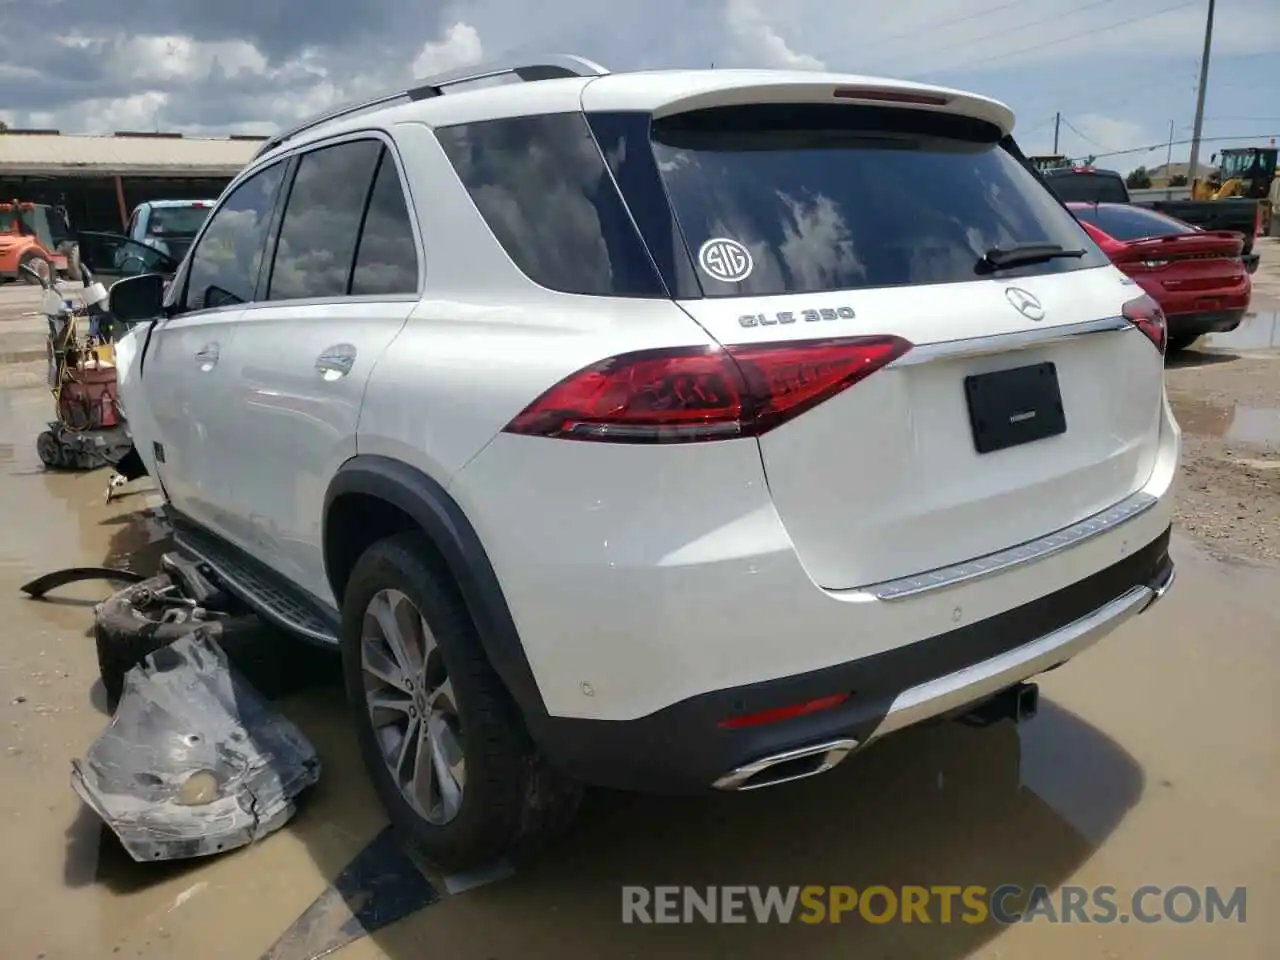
[1227,406,1280,446]
[1171,396,1280,446]
[1205,310,1280,351]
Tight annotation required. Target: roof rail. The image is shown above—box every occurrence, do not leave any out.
[253,54,609,160]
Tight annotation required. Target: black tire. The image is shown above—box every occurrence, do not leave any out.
[95,574,260,708]
[1167,333,1200,355]
[36,431,60,468]
[19,251,51,285]
[341,533,581,872]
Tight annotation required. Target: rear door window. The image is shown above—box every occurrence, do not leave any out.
[1072,204,1197,241]
[646,103,1108,297]
[349,150,420,296]
[267,139,383,301]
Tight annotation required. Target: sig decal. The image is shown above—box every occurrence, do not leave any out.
[698,238,754,283]
[739,305,856,328]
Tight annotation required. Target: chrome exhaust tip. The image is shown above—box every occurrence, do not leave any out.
[712,738,859,792]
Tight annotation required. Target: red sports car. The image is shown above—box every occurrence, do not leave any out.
[1068,202,1252,354]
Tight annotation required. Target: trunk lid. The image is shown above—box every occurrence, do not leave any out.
[678,270,1161,589]
[1112,230,1243,265]
[635,95,1163,589]
[1111,231,1247,292]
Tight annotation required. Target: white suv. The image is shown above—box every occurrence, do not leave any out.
[110,55,1179,870]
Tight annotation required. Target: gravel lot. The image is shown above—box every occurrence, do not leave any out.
[1165,237,1280,562]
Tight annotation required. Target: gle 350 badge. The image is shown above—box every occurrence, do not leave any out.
[739,305,856,328]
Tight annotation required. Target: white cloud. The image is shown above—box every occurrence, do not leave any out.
[411,22,484,78]
[724,0,825,70]
[2,0,1275,179]
[60,92,170,134]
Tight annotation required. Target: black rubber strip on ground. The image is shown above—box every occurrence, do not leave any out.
[19,566,146,599]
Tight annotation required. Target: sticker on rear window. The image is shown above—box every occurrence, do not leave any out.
[697,237,753,283]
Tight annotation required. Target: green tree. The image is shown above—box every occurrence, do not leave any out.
[1169,173,1189,186]
[1126,166,1152,189]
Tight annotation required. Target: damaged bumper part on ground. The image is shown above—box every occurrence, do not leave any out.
[70,627,321,862]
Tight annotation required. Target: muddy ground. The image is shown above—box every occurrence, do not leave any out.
[1166,236,1280,562]
[0,251,1277,959]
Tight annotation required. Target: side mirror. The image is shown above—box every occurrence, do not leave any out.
[109,273,167,324]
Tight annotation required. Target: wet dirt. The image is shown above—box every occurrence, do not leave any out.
[1166,294,1280,563]
[2,361,1279,957]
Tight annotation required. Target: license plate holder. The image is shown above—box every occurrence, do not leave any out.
[964,362,1066,454]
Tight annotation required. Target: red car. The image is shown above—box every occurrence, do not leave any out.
[1068,202,1251,354]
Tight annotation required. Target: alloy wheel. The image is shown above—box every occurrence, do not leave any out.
[360,588,466,825]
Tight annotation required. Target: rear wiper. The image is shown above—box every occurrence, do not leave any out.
[975,243,1087,274]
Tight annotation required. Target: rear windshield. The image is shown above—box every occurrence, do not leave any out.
[648,103,1107,297]
[1071,204,1197,242]
[147,206,211,237]
[1043,172,1130,204]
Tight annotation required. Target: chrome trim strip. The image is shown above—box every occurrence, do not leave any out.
[868,582,1153,741]
[712,738,859,792]
[866,490,1158,601]
[891,315,1133,367]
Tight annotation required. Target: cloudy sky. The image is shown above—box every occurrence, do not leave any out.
[2,0,1277,172]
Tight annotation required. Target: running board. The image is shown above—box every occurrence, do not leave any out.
[170,516,340,647]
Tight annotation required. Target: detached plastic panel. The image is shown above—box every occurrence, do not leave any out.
[71,627,321,862]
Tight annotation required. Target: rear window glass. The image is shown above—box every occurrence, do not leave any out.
[648,103,1107,297]
[1071,204,1197,242]
[147,206,212,237]
[1043,172,1130,204]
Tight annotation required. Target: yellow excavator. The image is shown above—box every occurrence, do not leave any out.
[1193,146,1277,234]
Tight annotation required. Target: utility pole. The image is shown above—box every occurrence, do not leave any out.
[1187,0,1215,183]
[1166,119,1175,169]
[1053,112,1060,154]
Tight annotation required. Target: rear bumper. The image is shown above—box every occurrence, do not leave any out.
[530,526,1173,793]
[1166,308,1248,337]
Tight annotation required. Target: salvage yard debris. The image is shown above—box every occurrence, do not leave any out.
[71,626,320,862]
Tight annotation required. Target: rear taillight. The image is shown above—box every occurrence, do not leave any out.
[1122,294,1167,354]
[503,336,912,443]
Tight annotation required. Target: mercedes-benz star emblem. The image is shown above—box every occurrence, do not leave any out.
[1005,287,1045,321]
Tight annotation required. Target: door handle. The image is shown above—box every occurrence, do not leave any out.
[194,343,219,371]
[315,343,357,380]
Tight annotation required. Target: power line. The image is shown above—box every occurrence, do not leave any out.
[1060,116,1115,152]
[859,0,1029,50]
[880,0,1121,68]
[1012,59,1200,117]
[915,0,1201,77]
[1085,132,1280,161]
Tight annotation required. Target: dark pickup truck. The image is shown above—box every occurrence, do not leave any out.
[1041,167,1261,273]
